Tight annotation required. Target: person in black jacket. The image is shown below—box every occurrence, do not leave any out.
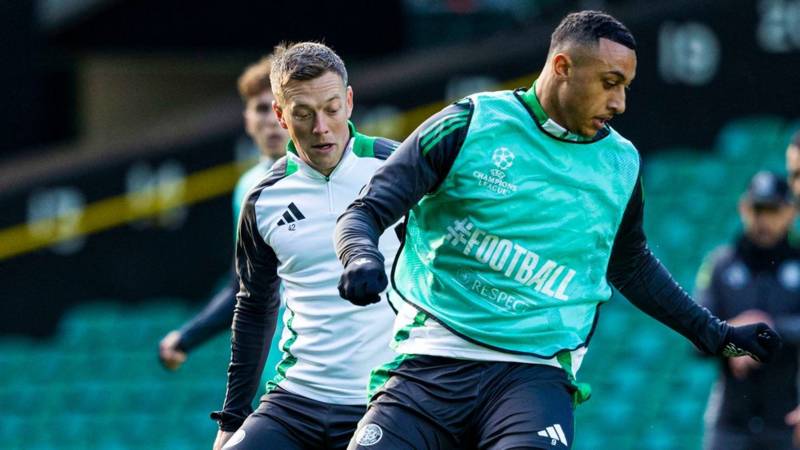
[696,170,800,450]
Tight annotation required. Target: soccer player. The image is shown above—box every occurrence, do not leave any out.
[211,42,401,450]
[158,55,288,372]
[335,11,782,450]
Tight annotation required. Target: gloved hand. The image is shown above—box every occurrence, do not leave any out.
[720,322,782,363]
[338,255,387,306]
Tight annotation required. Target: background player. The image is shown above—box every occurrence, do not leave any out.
[336,10,782,449]
[158,55,287,371]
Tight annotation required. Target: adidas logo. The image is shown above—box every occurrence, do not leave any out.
[277,202,306,226]
[537,424,568,447]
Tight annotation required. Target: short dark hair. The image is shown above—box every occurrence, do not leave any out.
[549,10,636,54]
[270,42,348,104]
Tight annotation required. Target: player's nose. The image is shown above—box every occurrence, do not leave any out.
[608,90,626,115]
[312,115,330,135]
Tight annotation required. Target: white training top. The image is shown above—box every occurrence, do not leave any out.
[247,137,400,405]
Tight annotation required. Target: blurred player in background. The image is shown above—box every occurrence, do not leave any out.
[211,42,402,450]
[335,10,782,450]
[695,171,800,450]
[158,55,287,371]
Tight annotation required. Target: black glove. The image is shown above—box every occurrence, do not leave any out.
[338,255,387,306]
[719,322,782,363]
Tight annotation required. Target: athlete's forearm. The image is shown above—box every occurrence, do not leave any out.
[613,249,729,354]
[607,173,728,353]
[178,274,237,352]
[336,208,386,266]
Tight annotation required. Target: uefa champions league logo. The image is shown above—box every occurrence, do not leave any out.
[492,147,515,170]
[474,147,518,195]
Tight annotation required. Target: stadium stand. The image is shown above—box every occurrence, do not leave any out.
[0,116,796,449]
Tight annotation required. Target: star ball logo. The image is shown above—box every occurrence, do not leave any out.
[473,147,518,195]
[492,147,515,170]
[472,147,517,195]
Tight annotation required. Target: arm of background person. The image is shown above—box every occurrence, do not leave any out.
[176,273,238,351]
[158,275,237,370]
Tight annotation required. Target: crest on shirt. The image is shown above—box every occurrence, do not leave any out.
[473,147,518,196]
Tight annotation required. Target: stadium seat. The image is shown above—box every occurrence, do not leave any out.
[714,116,786,163]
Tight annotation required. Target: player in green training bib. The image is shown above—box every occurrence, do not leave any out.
[335,10,783,450]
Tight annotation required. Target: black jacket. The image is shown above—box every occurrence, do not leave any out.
[696,235,800,430]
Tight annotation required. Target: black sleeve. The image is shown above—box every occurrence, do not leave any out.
[176,270,237,352]
[606,173,730,354]
[211,192,281,431]
[335,100,472,266]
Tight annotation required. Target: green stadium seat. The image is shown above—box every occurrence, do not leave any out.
[715,116,786,165]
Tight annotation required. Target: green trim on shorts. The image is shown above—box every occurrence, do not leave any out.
[366,353,415,401]
[366,310,428,401]
[556,351,592,406]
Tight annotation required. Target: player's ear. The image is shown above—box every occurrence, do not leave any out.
[552,53,571,79]
[273,100,288,130]
[346,86,354,119]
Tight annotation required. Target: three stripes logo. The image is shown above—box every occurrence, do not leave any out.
[276,202,306,226]
[418,107,469,155]
[537,423,568,447]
